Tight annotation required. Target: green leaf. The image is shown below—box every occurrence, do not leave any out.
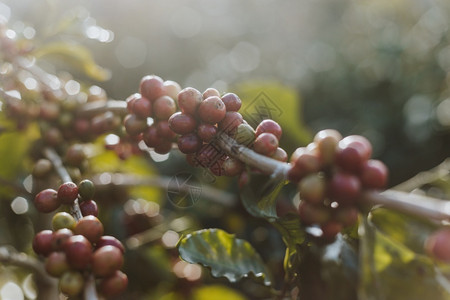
[359,217,450,300]
[191,285,247,300]
[33,42,110,81]
[239,172,287,220]
[178,228,272,286]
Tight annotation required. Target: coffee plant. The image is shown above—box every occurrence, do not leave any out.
[1,2,450,300]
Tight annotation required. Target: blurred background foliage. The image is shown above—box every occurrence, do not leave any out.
[0,0,450,299]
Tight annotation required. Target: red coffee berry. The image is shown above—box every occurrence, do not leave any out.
[253,132,279,156]
[197,123,217,142]
[288,150,321,183]
[99,270,128,297]
[271,147,288,162]
[57,182,78,205]
[425,229,450,262]
[34,189,59,213]
[156,120,177,139]
[163,80,181,100]
[297,201,331,225]
[74,216,104,244]
[125,93,140,113]
[92,245,124,277]
[168,112,197,135]
[360,159,388,189]
[32,230,54,256]
[218,111,243,135]
[153,139,173,154]
[202,87,220,99]
[65,144,86,167]
[197,96,226,124]
[59,271,84,296]
[79,200,98,217]
[336,135,372,173]
[255,119,282,140]
[132,96,153,119]
[238,171,249,189]
[177,133,202,154]
[52,212,76,231]
[143,125,161,148]
[333,207,359,227]
[221,93,242,112]
[321,220,343,240]
[328,172,361,205]
[299,174,326,205]
[45,252,70,277]
[52,229,73,251]
[64,235,92,270]
[177,87,202,115]
[124,114,147,136]
[139,75,165,101]
[96,236,125,254]
[222,157,244,176]
[153,96,177,120]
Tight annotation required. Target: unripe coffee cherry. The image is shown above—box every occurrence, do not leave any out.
[163,80,181,100]
[197,96,226,124]
[177,87,202,115]
[221,93,242,112]
[299,173,326,204]
[32,230,54,256]
[45,252,70,277]
[271,147,288,162]
[57,182,78,205]
[314,129,342,165]
[92,245,124,277]
[74,216,104,244]
[65,144,86,167]
[32,158,53,178]
[64,235,92,270]
[235,123,256,146]
[99,270,128,297]
[34,189,59,213]
[255,119,282,140]
[59,271,84,296]
[78,179,95,201]
[52,212,76,231]
[139,75,165,101]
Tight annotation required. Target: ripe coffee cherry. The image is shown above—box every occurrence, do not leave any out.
[222,157,244,176]
[177,87,202,115]
[65,144,86,167]
[79,200,98,217]
[197,96,226,124]
[32,230,54,256]
[333,207,359,227]
[336,135,372,173]
[64,235,92,270]
[96,236,125,254]
[168,112,197,135]
[203,87,220,99]
[238,171,249,189]
[45,252,70,277]
[92,245,124,277]
[78,179,95,201]
[153,96,177,120]
[218,112,243,135]
[143,125,161,148]
[99,270,128,297]
[52,228,73,251]
[297,201,331,225]
[34,189,59,213]
[425,229,450,262]
[139,75,165,101]
[271,147,288,162]
[126,93,140,113]
[132,96,153,119]
[177,133,202,154]
[314,129,342,165]
[59,271,84,296]
[124,114,147,136]
[153,139,173,154]
[32,158,53,178]
[321,221,343,240]
[288,149,321,183]
[253,132,279,156]
[255,119,282,140]
[299,174,326,204]
[328,172,361,205]
[57,182,78,205]
[360,159,388,189]
[156,121,177,139]
[74,216,104,244]
[163,80,181,100]
[197,123,217,142]
[221,93,242,112]
[52,212,76,231]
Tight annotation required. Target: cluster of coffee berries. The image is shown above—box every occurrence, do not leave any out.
[124,75,181,154]
[33,179,97,215]
[32,223,127,297]
[289,129,388,239]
